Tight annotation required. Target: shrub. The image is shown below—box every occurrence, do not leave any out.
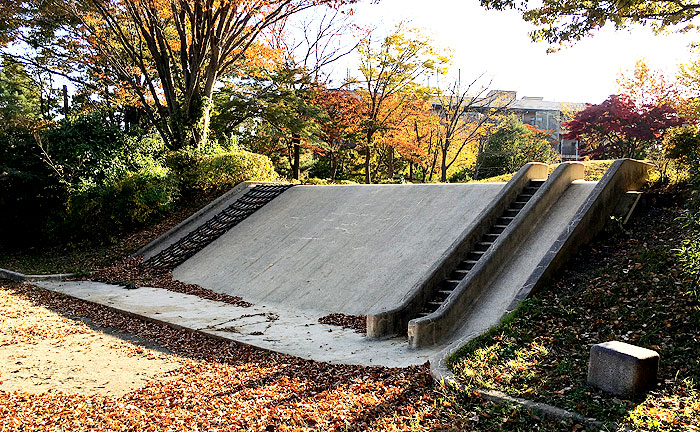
[67,164,178,239]
[448,166,472,183]
[190,148,278,191]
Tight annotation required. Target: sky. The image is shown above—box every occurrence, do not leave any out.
[334,0,698,104]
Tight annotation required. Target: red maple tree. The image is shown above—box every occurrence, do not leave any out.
[563,94,684,159]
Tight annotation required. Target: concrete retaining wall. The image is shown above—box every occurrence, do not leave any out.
[134,181,286,260]
[407,162,585,348]
[366,162,549,339]
[505,158,652,311]
[0,268,73,282]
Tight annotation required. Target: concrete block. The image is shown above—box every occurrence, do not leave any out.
[587,341,659,397]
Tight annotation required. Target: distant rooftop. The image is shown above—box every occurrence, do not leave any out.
[431,90,588,112]
[484,90,587,111]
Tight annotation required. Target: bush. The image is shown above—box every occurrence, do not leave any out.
[190,148,278,191]
[304,177,356,185]
[448,166,472,183]
[67,164,178,238]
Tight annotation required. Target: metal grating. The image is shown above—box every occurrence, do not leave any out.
[146,184,293,271]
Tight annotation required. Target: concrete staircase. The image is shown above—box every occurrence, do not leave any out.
[415,179,546,319]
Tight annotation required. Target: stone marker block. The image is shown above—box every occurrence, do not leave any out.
[587,341,659,397]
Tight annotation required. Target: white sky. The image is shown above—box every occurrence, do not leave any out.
[335,0,698,104]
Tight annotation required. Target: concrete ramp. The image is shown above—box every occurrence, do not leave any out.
[173,183,505,315]
[32,159,651,367]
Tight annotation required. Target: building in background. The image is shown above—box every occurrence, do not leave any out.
[482,90,587,160]
[433,90,588,161]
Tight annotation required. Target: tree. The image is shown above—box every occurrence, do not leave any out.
[313,87,363,180]
[678,45,700,119]
[618,59,679,108]
[0,58,42,124]
[406,107,440,182]
[261,7,360,179]
[563,94,684,159]
[477,115,557,179]
[356,23,450,183]
[3,0,353,151]
[479,0,700,45]
[432,77,504,182]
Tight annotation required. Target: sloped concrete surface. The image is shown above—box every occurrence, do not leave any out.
[27,169,646,367]
[34,281,434,367]
[449,181,597,342]
[173,184,505,316]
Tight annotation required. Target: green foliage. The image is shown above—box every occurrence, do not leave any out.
[42,113,134,187]
[678,214,700,294]
[0,124,64,246]
[477,115,557,179]
[0,58,42,123]
[480,0,700,45]
[665,127,700,295]
[447,166,472,183]
[67,164,178,237]
[190,147,279,192]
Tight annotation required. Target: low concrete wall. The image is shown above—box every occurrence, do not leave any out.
[134,181,287,260]
[366,162,549,339]
[0,268,73,282]
[506,158,652,311]
[407,162,585,348]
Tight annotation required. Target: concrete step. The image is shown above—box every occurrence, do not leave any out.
[496,216,514,226]
[492,225,508,234]
[467,251,484,261]
[530,179,546,187]
[517,194,533,202]
[437,290,453,296]
[504,209,520,218]
[452,268,470,278]
[524,186,539,195]
[457,260,478,271]
[482,233,499,243]
[511,201,526,210]
[474,242,492,252]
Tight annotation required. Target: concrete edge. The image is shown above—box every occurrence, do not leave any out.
[407,162,585,348]
[134,181,289,260]
[429,351,609,428]
[0,268,74,282]
[366,162,550,338]
[505,158,653,313]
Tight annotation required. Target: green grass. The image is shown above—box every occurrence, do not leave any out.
[447,186,700,430]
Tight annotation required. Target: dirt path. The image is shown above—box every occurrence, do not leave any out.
[0,282,445,431]
[0,285,182,396]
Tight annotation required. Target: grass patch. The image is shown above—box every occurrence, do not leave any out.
[448,185,700,429]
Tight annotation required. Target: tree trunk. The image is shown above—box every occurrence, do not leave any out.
[387,147,395,179]
[365,132,373,184]
[292,134,301,180]
[409,162,413,181]
[364,146,371,184]
[441,147,448,182]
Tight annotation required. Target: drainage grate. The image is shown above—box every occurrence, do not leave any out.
[146,184,293,271]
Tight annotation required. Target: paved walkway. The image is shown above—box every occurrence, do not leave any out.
[35,280,435,367]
